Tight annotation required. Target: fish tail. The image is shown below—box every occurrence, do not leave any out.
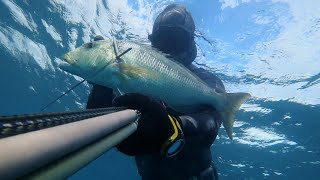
[220,92,251,140]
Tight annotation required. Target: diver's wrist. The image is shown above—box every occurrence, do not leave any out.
[160,114,185,157]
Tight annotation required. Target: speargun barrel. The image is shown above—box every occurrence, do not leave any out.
[0,108,139,179]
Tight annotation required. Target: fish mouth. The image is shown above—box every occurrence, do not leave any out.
[59,60,70,67]
[58,60,71,71]
[62,53,75,64]
[58,54,75,70]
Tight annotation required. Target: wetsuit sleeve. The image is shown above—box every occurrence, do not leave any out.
[179,66,225,144]
[86,84,114,109]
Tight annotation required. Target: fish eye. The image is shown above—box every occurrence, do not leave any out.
[83,42,94,49]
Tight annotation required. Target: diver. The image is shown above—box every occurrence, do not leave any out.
[87,4,225,180]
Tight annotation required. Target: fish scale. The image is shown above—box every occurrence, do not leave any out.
[119,42,210,96]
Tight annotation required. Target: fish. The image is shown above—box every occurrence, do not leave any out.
[59,39,251,139]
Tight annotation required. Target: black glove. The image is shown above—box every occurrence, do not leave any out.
[112,93,184,156]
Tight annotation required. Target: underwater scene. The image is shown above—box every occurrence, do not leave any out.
[0,0,319,179]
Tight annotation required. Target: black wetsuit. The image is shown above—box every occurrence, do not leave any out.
[87,4,225,180]
[87,65,225,180]
[135,66,224,180]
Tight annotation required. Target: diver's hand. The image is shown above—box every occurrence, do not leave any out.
[112,93,182,156]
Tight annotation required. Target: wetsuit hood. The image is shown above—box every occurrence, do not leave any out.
[149,4,197,66]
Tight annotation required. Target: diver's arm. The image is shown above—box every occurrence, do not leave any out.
[182,65,225,143]
[86,84,114,109]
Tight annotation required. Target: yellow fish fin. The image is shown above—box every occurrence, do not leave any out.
[120,64,157,79]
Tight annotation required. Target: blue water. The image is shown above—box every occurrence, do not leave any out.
[1,0,319,179]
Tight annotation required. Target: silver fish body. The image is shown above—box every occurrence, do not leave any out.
[59,39,251,139]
